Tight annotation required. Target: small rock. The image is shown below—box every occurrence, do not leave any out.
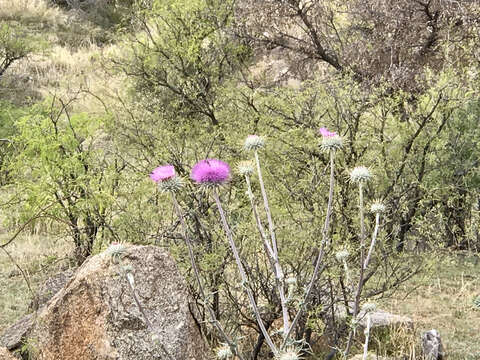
[422,329,444,360]
[360,309,413,331]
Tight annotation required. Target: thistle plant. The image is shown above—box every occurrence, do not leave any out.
[190,158,278,356]
[344,166,383,356]
[106,245,173,359]
[151,163,242,359]
[147,127,385,357]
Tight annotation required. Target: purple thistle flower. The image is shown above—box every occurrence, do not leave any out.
[150,165,176,183]
[319,127,337,137]
[191,159,230,185]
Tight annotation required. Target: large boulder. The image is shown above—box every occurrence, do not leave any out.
[28,245,207,360]
[28,268,75,311]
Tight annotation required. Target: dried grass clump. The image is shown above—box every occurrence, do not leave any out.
[0,0,66,28]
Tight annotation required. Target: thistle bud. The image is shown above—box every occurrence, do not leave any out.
[243,135,265,151]
[370,201,386,214]
[335,250,349,261]
[286,276,297,286]
[362,302,377,313]
[277,350,301,360]
[349,166,372,183]
[237,160,255,176]
[215,344,233,359]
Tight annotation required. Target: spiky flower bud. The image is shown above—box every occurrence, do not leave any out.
[277,350,301,360]
[362,302,377,313]
[335,250,349,261]
[243,135,265,151]
[237,160,255,176]
[370,200,386,214]
[107,242,127,264]
[215,344,233,359]
[157,176,184,193]
[349,166,372,183]
[320,134,343,151]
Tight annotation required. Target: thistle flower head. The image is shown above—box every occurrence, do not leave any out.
[370,200,386,214]
[150,165,176,182]
[335,249,349,261]
[277,349,302,360]
[349,166,372,183]
[319,127,343,151]
[237,160,255,176]
[243,134,265,151]
[191,159,231,186]
[150,165,183,192]
[215,344,233,359]
[319,127,337,137]
[362,302,377,313]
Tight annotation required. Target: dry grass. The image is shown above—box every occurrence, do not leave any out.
[379,251,480,360]
[0,232,73,332]
[0,0,65,26]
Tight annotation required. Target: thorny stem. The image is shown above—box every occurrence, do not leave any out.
[245,175,275,261]
[212,187,279,356]
[345,181,367,357]
[362,313,372,360]
[253,151,290,336]
[364,213,380,270]
[342,259,350,288]
[170,193,243,359]
[281,149,336,349]
[245,174,289,336]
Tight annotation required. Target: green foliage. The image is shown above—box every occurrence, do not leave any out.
[114,0,249,125]
[0,101,27,184]
[7,98,124,262]
[0,23,39,77]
